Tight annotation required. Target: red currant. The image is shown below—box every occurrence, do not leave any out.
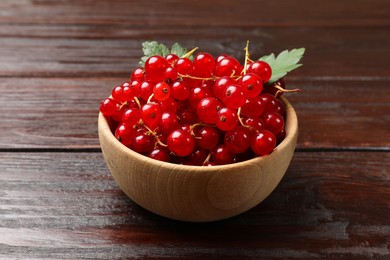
[211,145,235,165]
[193,52,215,77]
[144,56,169,82]
[214,56,241,77]
[167,129,195,157]
[132,132,155,153]
[115,123,135,147]
[160,111,180,135]
[264,112,285,135]
[247,61,272,82]
[131,68,145,81]
[148,146,170,162]
[196,97,222,124]
[100,98,118,116]
[224,126,251,154]
[216,107,238,131]
[241,96,265,117]
[153,82,171,101]
[195,126,220,150]
[251,130,276,156]
[171,80,190,100]
[239,73,263,98]
[141,102,161,130]
[221,84,246,109]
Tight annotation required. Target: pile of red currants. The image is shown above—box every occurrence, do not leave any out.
[100,48,295,166]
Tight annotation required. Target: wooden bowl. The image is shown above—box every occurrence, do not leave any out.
[98,96,298,222]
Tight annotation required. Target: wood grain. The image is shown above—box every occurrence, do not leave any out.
[0,151,388,258]
[0,0,389,27]
[0,27,389,79]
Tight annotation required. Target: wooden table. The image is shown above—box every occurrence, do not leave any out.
[1,0,389,258]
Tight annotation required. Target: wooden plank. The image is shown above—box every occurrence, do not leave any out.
[0,151,388,258]
[0,0,389,27]
[0,78,388,149]
[0,27,389,78]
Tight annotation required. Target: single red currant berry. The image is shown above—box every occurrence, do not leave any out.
[214,56,241,77]
[164,67,178,82]
[215,54,229,63]
[141,102,161,130]
[165,54,179,65]
[239,73,263,98]
[221,84,246,109]
[251,130,276,156]
[129,80,142,98]
[111,85,126,103]
[121,82,136,101]
[171,80,190,100]
[224,126,251,154]
[100,98,118,116]
[244,116,265,132]
[241,96,265,117]
[139,81,154,101]
[148,146,171,162]
[144,56,169,82]
[216,107,238,131]
[264,112,285,135]
[189,148,209,166]
[259,93,280,116]
[153,82,171,101]
[115,123,135,147]
[193,52,216,77]
[132,132,155,153]
[131,68,145,81]
[174,58,193,76]
[196,97,222,124]
[167,129,195,157]
[160,111,180,135]
[247,61,272,83]
[212,76,234,100]
[195,126,220,150]
[121,108,141,126]
[188,86,212,107]
[159,97,178,113]
[211,144,235,165]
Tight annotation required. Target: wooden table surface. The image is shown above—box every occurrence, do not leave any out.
[1,0,389,258]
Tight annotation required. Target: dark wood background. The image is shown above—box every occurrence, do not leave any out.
[0,0,389,258]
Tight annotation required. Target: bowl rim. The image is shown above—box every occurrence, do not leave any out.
[98,96,298,172]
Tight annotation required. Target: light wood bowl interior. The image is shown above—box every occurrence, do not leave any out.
[98,96,298,222]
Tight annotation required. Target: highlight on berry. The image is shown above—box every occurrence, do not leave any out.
[100,41,305,166]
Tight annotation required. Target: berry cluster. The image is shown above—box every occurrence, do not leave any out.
[100,47,294,166]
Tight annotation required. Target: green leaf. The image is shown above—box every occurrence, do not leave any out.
[170,43,187,58]
[139,41,170,66]
[259,48,305,83]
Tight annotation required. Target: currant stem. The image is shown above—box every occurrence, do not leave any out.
[237,107,252,130]
[189,122,212,136]
[202,153,211,165]
[147,93,155,103]
[273,82,301,97]
[118,101,128,111]
[133,96,142,109]
[142,124,168,148]
[182,47,199,59]
[177,73,216,81]
[243,40,250,75]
